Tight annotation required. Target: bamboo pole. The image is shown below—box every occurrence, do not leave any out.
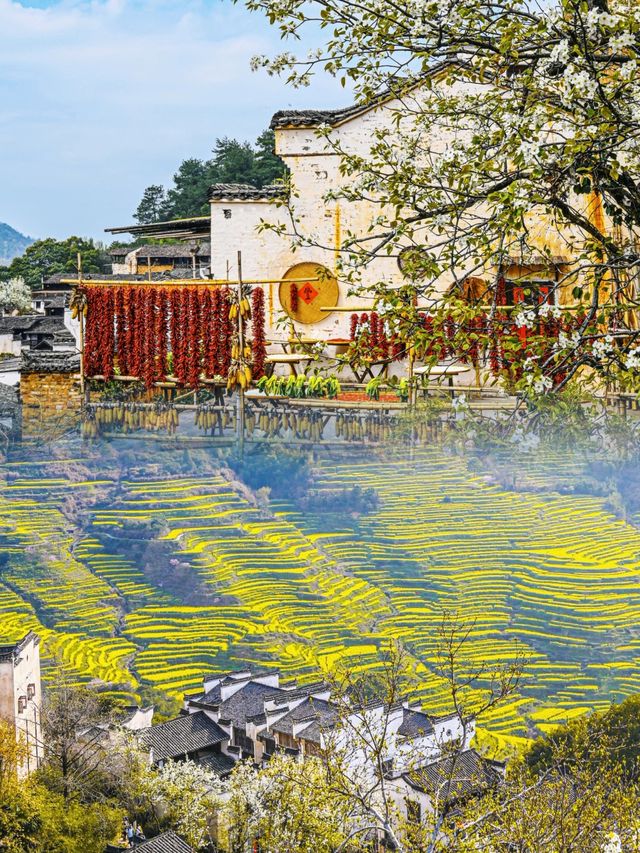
[237,250,246,453]
[61,277,320,287]
[77,252,86,399]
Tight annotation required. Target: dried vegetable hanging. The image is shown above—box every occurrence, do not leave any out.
[251,287,267,379]
[81,282,251,390]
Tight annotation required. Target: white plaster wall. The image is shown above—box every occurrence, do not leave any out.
[0,636,42,776]
[0,335,21,357]
[209,82,473,344]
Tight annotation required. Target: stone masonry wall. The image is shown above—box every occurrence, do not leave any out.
[21,371,82,437]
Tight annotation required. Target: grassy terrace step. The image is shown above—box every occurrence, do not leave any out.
[1,446,639,744]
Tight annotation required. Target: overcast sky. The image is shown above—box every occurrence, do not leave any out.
[0,0,347,242]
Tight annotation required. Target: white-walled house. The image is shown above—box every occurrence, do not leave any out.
[0,631,42,776]
[181,667,495,822]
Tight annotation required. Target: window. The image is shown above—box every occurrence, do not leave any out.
[17,696,27,714]
[504,279,555,307]
[406,799,422,824]
[27,684,35,700]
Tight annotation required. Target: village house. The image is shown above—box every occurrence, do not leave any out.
[138,709,235,778]
[0,631,42,776]
[177,667,498,823]
[105,74,602,364]
[110,242,211,278]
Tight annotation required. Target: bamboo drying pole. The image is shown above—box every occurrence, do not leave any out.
[237,251,246,453]
[77,252,86,398]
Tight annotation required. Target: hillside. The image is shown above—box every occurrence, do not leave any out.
[0,222,34,266]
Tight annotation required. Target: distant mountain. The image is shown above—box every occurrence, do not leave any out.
[0,223,34,266]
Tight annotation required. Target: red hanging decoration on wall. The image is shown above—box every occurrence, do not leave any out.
[205,289,218,377]
[251,287,266,379]
[290,281,299,314]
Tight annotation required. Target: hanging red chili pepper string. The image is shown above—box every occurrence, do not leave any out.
[251,287,266,379]
[99,288,115,381]
[123,287,134,377]
[128,288,142,379]
[197,289,212,379]
[174,289,189,385]
[220,287,232,378]
[82,287,100,376]
[156,289,168,382]
[115,288,127,376]
[186,288,202,389]
[370,311,381,357]
[169,289,181,380]
[207,289,220,377]
[141,288,156,390]
[350,313,359,341]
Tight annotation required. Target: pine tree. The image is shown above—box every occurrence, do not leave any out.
[134,185,167,224]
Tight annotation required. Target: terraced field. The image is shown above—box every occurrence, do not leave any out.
[1,443,639,749]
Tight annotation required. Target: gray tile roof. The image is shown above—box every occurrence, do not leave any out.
[134,242,210,259]
[219,682,284,725]
[133,831,195,853]
[269,697,337,739]
[0,315,42,333]
[193,680,285,723]
[208,183,286,202]
[270,66,453,130]
[271,681,328,706]
[196,750,236,777]
[402,749,503,800]
[21,351,80,374]
[271,104,370,129]
[139,711,227,762]
[398,709,434,738]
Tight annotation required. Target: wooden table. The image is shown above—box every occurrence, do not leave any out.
[265,354,316,377]
[344,358,389,384]
[268,338,322,354]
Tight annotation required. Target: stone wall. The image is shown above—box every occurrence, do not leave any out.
[21,369,82,437]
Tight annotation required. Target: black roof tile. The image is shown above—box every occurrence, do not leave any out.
[196,751,236,777]
[133,830,195,853]
[269,697,337,737]
[21,351,80,374]
[402,749,503,799]
[208,183,286,202]
[398,709,434,738]
[139,711,227,762]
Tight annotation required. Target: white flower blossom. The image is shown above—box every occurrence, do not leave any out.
[625,346,640,369]
[592,334,616,360]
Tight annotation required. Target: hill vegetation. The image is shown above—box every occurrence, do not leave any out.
[0,223,33,266]
[0,237,108,288]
